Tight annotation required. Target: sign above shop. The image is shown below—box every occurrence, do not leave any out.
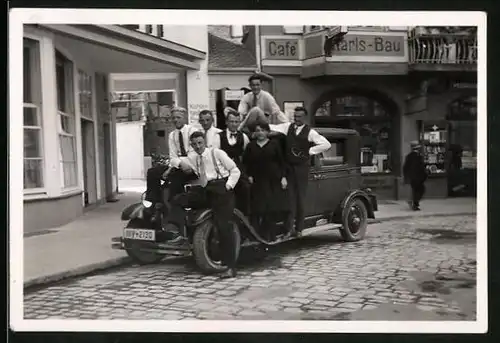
[264,38,300,60]
[330,34,406,57]
[224,90,244,101]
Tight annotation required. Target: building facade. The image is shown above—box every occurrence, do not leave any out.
[235,25,477,200]
[23,24,207,233]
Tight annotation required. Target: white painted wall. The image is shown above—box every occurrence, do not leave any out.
[185,27,210,129]
[116,121,146,180]
[162,25,208,52]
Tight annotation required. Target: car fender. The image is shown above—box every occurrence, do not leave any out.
[338,189,376,219]
[121,203,145,221]
[191,208,269,245]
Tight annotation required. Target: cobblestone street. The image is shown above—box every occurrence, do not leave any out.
[23,215,477,321]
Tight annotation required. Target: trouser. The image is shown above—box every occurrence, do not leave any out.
[234,175,251,216]
[288,163,310,232]
[411,182,426,207]
[168,181,238,268]
[145,165,196,203]
[145,165,169,203]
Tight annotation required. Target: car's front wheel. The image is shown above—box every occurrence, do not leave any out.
[193,219,241,274]
[340,198,368,242]
[123,219,165,265]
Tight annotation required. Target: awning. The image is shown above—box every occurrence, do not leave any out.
[37,24,206,72]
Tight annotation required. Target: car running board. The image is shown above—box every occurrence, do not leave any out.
[241,223,343,247]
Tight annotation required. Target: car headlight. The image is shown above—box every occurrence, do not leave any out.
[142,199,153,208]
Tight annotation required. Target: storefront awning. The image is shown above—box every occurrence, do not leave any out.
[38,24,205,71]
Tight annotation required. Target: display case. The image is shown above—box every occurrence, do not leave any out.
[419,120,448,175]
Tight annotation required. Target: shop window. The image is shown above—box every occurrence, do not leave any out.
[24,38,44,190]
[56,50,78,188]
[314,95,393,174]
[78,70,93,120]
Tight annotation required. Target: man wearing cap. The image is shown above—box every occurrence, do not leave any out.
[403,141,428,211]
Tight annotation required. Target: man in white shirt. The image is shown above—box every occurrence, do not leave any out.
[198,110,222,148]
[145,107,197,205]
[269,106,331,237]
[213,108,251,215]
[237,74,288,126]
[166,131,241,278]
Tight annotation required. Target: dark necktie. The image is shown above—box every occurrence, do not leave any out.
[252,93,258,108]
[178,130,187,156]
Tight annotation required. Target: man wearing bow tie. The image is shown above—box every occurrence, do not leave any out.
[269,106,331,237]
[213,108,251,215]
[198,110,222,148]
[166,131,241,278]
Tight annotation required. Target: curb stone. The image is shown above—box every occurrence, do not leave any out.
[23,256,133,290]
[23,212,475,289]
[368,212,475,224]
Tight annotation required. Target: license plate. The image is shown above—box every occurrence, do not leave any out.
[123,228,156,241]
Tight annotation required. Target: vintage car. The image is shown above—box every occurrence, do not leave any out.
[111,127,378,274]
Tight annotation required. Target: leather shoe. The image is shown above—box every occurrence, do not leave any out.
[219,268,237,279]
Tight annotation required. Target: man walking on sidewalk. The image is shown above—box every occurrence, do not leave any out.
[403,141,428,211]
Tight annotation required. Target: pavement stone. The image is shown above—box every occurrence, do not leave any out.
[23,215,477,321]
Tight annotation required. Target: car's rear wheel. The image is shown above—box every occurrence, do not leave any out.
[340,198,368,242]
[193,219,241,274]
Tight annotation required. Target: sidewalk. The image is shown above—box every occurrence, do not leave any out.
[23,184,476,288]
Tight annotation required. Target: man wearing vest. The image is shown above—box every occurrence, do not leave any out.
[198,110,222,148]
[213,108,251,215]
[270,107,331,237]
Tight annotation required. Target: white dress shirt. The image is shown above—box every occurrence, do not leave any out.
[203,126,223,148]
[212,130,250,150]
[186,148,241,189]
[237,90,288,124]
[168,124,198,168]
[269,123,332,155]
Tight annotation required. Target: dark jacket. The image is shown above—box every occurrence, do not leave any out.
[403,151,428,184]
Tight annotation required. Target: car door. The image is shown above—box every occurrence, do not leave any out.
[313,138,353,217]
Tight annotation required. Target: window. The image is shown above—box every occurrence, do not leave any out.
[145,25,153,34]
[56,50,78,188]
[157,25,164,38]
[319,139,346,166]
[314,95,393,174]
[304,26,324,34]
[24,38,43,190]
[283,26,304,34]
[78,69,93,120]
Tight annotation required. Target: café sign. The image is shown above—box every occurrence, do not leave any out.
[264,38,300,60]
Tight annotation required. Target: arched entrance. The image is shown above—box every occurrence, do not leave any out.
[310,87,401,199]
[446,95,477,197]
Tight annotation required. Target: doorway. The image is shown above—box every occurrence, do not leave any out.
[81,119,97,206]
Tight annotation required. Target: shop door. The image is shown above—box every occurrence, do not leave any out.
[81,119,97,206]
[447,120,477,197]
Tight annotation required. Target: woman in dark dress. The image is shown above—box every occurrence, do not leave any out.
[242,121,290,241]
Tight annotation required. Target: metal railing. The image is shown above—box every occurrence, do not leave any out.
[408,35,477,65]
